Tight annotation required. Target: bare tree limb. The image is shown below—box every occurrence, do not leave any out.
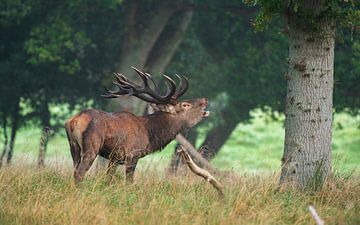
[175,134,221,175]
[145,10,193,74]
[308,205,325,225]
[177,144,224,198]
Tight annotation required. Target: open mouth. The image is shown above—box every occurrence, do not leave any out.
[202,108,210,117]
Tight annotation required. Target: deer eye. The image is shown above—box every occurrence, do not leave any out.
[181,103,191,108]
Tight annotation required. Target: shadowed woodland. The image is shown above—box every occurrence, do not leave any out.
[0,0,360,224]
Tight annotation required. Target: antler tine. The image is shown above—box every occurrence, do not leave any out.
[101,87,129,98]
[132,67,177,104]
[161,74,177,100]
[173,74,189,99]
[144,72,158,90]
[102,72,141,99]
[114,72,142,89]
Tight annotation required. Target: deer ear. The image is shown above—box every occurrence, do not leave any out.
[149,103,160,112]
[150,104,176,114]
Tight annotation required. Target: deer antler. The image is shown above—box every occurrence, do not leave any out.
[102,67,189,105]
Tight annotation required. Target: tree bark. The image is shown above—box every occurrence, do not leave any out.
[199,116,239,160]
[145,10,193,74]
[280,7,335,188]
[0,113,8,167]
[6,99,20,164]
[37,102,51,168]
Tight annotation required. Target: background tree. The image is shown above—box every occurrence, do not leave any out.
[248,0,360,188]
[167,3,288,170]
[0,0,122,165]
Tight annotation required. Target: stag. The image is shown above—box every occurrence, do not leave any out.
[65,67,209,183]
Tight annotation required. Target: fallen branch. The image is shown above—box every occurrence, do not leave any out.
[175,134,221,175]
[308,205,324,225]
[177,144,224,198]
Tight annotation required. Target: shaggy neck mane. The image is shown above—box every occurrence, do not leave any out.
[144,112,186,152]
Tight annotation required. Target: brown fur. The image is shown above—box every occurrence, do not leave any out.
[65,98,209,183]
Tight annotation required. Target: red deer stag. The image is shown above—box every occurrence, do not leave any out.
[65,67,209,183]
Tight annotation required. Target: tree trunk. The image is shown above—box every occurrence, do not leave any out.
[37,102,51,168]
[118,2,175,75]
[168,128,198,173]
[280,11,335,188]
[0,114,8,167]
[7,99,20,164]
[109,1,180,114]
[145,10,193,74]
[199,116,239,160]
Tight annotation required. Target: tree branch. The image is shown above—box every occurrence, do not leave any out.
[177,144,224,198]
[175,134,221,175]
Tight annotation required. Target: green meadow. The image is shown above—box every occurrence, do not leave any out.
[10,111,360,174]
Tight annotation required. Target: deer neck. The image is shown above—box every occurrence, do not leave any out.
[144,112,186,152]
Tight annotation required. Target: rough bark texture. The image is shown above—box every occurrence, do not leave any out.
[280,8,335,188]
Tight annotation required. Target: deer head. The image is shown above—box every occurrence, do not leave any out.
[103,67,209,128]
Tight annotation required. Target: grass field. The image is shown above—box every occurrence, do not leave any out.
[1,111,359,225]
[0,166,359,225]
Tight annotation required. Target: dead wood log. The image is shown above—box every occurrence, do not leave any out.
[177,144,224,198]
[175,134,221,175]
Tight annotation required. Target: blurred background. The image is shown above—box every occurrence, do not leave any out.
[0,0,359,173]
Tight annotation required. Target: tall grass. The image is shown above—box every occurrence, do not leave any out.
[0,165,359,225]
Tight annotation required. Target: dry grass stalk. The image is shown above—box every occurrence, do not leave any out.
[308,205,325,225]
[177,144,224,198]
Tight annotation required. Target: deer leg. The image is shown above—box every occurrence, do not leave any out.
[74,151,97,184]
[70,142,81,168]
[125,156,138,183]
[65,129,81,168]
[74,137,101,184]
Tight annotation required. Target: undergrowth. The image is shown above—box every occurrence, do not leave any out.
[0,166,359,225]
